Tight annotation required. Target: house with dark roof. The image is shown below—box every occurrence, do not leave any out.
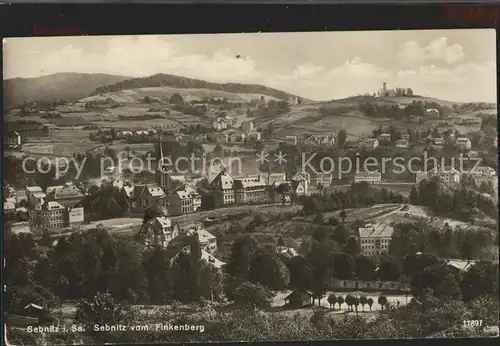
[205,168,235,207]
[133,184,168,210]
[284,290,313,308]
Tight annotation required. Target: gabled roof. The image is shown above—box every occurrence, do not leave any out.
[52,186,84,200]
[24,303,43,310]
[135,184,166,198]
[209,170,234,190]
[175,184,200,199]
[26,186,43,193]
[284,290,313,301]
[150,216,172,230]
[359,222,394,238]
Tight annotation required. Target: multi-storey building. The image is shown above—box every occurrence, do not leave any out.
[169,184,202,216]
[28,201,84,232]
[310,172,333,187]
[233,175,268,204]
[207,168,235,207]
[358,222,394,256]
[354,171,382,184]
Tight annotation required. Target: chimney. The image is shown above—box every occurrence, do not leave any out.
[382,82,387,91]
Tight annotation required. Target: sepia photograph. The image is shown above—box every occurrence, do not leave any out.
[2,29,499,345]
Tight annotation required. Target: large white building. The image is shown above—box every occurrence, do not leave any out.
[358,222,394,256]
[354,171,382,184]
[416,165,460,185]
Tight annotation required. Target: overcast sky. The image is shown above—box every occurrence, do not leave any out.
[3,29,496,102]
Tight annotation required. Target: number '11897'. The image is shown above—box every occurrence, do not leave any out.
[463,320,483,327]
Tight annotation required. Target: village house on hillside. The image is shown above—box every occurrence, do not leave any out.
[425,108,440,117]
[456,137,472,150]
[6,131,21,148]
[360,138,379,150]
[358,222,394,256]
[288,96,300,106]
[184,225,218,253]
[395,139,410,148]
[138,215,181,248]
[212,117,228,131]
[377,133,392,144]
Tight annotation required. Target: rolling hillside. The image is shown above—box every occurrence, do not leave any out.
[261,95,496,138]
[89,73,303,101]
[80,86,285,104]
[3,73,131,106]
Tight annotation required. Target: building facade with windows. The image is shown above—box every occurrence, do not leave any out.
[233,175,268,204]
[29,201,84,232]
[169,184,202,216]
[354,171,382,184]
[207,169,235,207]
[358,222,394,256]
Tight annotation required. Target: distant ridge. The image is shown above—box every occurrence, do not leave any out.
[3,72,131,106]
[90,73,304,101]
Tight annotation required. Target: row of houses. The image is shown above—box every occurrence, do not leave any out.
[415,164,497,187]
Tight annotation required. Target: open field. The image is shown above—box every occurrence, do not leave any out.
[323,204,402,222]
